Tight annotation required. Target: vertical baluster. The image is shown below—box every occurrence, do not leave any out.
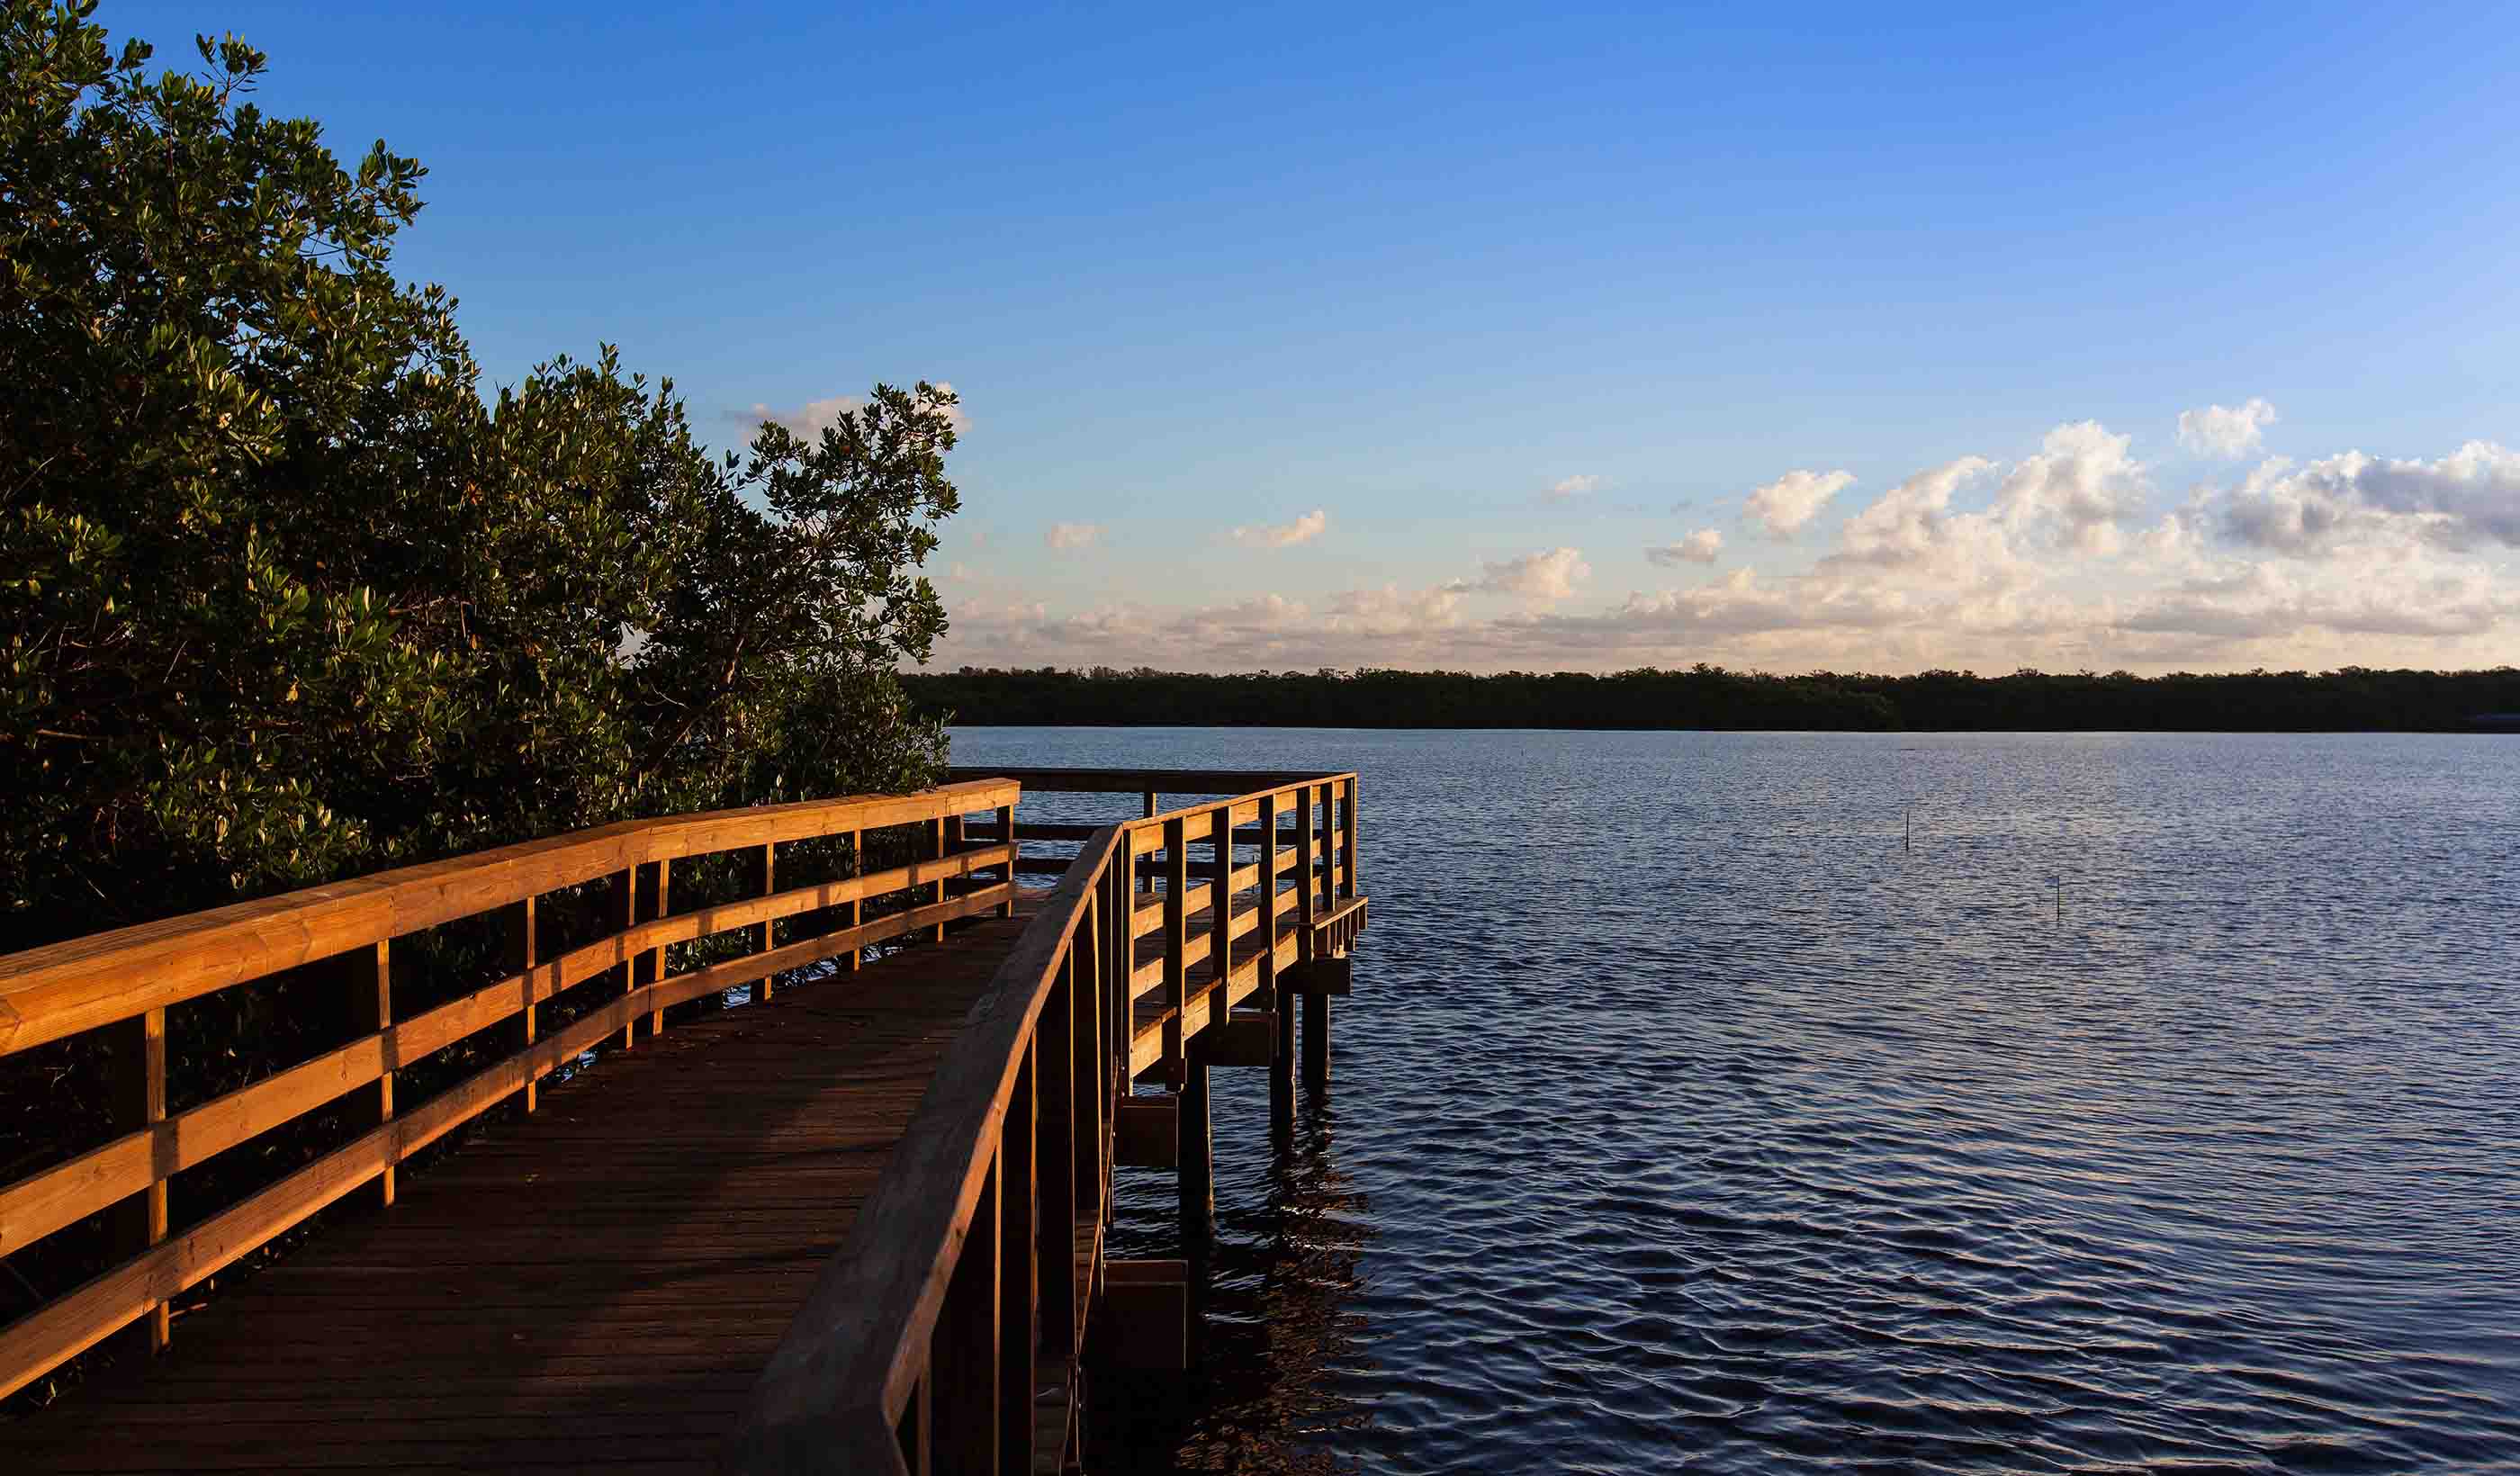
[636,858,670,1039]
[932,816,950,942]
[1341,776,1359,899]
[107,1006,169,1354]
[1261,792,1292,1143]
[999,1041,1038,1475]
[849,828,863,973]
[508,900,538,1113]
[346,940,394,1208]
[1210,802,1232,1003]
[1316,781,1335,910]
[935,1156,1001,1474]
[994,802,1017,917]
[1076,886,1105,1230]
[1040,946,1078,1364]
[752,842,776,1003]
[1103,856,1126,1221]
[609,866,637,1049]
[1162,818,1187,1017]
[1294,788,1317,957]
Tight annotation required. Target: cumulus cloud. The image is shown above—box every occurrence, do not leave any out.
[1228,508,1328,549]
[1836,456,1999,566]
[2178,398,2278,458]
[1325,583,1465,634]
[1645,529,1724,566]
[933,431,2520,677]
[1045,522,1101,552]
[1996,421,2148,554]
[1544,474,1602,501]
[2122,557,2516,641]
[732,381,970,441]
[1449,547,1591,602]
[1744,469,1855,537]
[2220,442,2520,554]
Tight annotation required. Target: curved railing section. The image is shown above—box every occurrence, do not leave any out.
[0,780,1022,1400]
[729,770,1363,1475]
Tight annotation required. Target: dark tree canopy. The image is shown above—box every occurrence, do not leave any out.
[0,0,959,953]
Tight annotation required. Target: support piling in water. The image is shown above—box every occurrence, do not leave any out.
[1303,989,1330,1092]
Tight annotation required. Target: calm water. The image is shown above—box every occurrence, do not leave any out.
[950,728,2520,1474]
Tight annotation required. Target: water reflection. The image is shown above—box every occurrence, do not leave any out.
[1095,1100,1377,1474]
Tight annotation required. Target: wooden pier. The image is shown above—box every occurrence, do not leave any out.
[0,769,1367,1473]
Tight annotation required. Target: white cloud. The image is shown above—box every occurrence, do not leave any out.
[2178,398,2278,459]
[2220,442,2520,554]
[1045,522,1101,552]
[1229,508,1328,549]
[1325,583,1465,634]
[1744,469,1855,537]
[1836,456,1999,566]
[1449,547,1591,603]
[932,432,2520,676]
[1996,420,2148,555]
[1544,474,1602,501]
[1645,529,1724,566]
[733,381,970,442]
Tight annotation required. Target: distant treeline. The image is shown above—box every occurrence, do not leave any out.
[904,665,2520,733]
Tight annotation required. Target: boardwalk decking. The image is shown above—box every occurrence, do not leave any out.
[1,770,1367,1475]
[0,914,1031,1475]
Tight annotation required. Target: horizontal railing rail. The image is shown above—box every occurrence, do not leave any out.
[0,779,1022,1402]
[732,770,1363,1474]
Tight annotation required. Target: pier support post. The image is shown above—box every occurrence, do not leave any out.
[1303,989,1330,1093]
[1178,1044,1213,1244]
[1270,994,1295,1142]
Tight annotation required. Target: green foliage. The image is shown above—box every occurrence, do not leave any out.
[0,0,960,953]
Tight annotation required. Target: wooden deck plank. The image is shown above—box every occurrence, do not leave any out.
[0,914,1034,1475]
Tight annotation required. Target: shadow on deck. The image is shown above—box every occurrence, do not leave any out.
[0,914,1031,1474]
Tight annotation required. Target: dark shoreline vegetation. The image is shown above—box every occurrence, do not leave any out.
[906,665,2520,733]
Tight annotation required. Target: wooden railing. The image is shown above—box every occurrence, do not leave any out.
[730,770,1364,1474]
[0,779,1023,1402]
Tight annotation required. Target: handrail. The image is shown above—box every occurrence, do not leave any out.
[730,769,1363,1474]
[0,780,1022,1402]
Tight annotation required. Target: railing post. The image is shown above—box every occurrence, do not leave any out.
[850,828,863,973]
[752,842,776,1002]
[1000,1039,1039,1476]
[1316,780,1335,911]
[346,940,394,1208]
[106,1005,169,1355]
[1341,776,1359,900]
[932,816,950,943]
[1260,793,1292,1144]
[636,858,670,1039]
[934,1156,1001,1474]
[1039,945,1077,1365]
[1075,888,1104,1232]
[994,803,1016,917]
[507,899,538,1113]
[1180,1029,1214,1243]
[1162,818,1187,1020]
[1210,803,1232,995]
[1294,788,1317,959]
[608,866,636,1049]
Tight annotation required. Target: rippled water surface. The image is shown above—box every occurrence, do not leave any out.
[950,728,2520,1474]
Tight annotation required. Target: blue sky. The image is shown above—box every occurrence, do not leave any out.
[107,0,2520,672]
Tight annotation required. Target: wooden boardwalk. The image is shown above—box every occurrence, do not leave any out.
[1,914,1030,1473]
[0,770,1367,1475]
